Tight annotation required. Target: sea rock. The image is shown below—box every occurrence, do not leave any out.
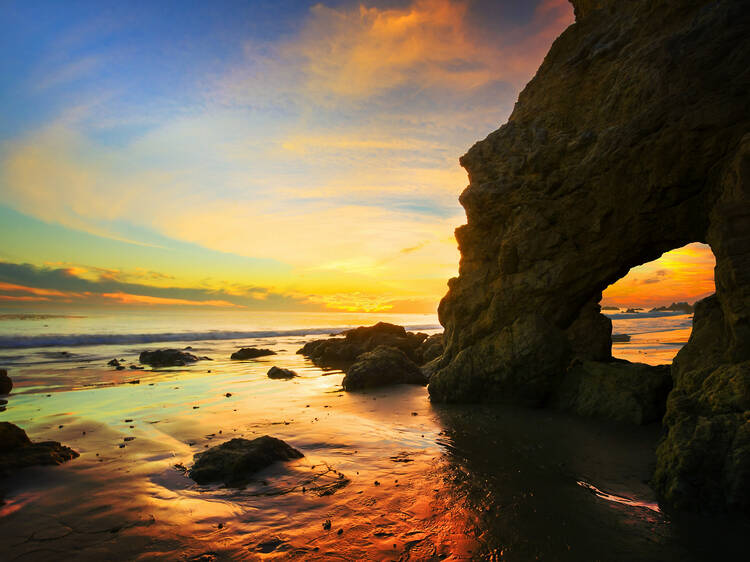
[552,361,672,425]
[230,348,277,360]
[650,302,694,313]
[342,346,427,391]
[611,334,631,343]
[0,369,11,395]
[139,349,201,368]
[0,422,79,477]
[428,0,750,511]
[267,366,298,379]
[107,358,121,367]
[188,436,303,485]
[419,334,444,364]
[298,322,441,368]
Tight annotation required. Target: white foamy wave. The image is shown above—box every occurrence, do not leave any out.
[0,324,442,349]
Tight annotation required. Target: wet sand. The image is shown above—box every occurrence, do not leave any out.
[1,333,747,560]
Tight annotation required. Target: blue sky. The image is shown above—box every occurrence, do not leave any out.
[0,0,576,311]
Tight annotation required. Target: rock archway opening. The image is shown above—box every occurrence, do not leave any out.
[599,242,716,366]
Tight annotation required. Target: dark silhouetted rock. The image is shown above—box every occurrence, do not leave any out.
[342,346,426,391]
[230,348,276,360]
[0,369,11,395]
[624,308,642,314]
[553,361,673,424]
[267,366,297,379]
[611,334,631,343]
[0,422,78,477]
[139,349,201,368]
[427,0,750,511]
[298,323,441,368]
[188,436,303,485]
[419,334,444,364]
[107,358,120,367]
[650,302,694,313]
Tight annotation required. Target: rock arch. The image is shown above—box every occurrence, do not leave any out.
[428,0,750,511]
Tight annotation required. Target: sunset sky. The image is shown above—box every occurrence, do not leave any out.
[0,0,715,312]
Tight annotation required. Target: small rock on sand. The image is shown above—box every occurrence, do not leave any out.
[188,435,303,485]
[0,369,12,395]
[139,349,202,368]
[267,366,298,379]
[0,422,78,476]
[230,348,277,360]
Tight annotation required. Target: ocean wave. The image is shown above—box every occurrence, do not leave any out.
[0,324,442,349]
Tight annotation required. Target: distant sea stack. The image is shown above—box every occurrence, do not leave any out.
[649,302,694,313]
[429,0,750,512]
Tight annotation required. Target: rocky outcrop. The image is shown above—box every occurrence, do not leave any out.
[230,348,276,360]
[0,369,11,395]
[298,323,442,369]
[553,361,672,424]
[342,346,427,391]
[0,422,78,477]
[429,0,750,511]
[267,366,298,379]
[650,302,694,313]
[188,436,303,485]
[139,349,203,368]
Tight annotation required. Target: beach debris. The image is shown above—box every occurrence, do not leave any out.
[127,379,140,384]
[124,436,135,442]
[0,369,12,395]
[139,349,202,368]
[188,435,303,485]
[230,347,276,360]
[342,346,426,391]
[267,366,298,380]
[323,519,332,530]
[225,393,232,397]
[0,422,78,476]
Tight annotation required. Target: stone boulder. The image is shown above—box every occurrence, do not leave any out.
[342,346,427,391]
[0,369,11,395]
[230,348,276,360]
[419,334,444,364]
[298,322,441,368]
[427,0,750,511]
[0,422,78,477]
[139,349,201,368]
[188,436,303,485]
[267,366,297,379]
[552,360,673,425]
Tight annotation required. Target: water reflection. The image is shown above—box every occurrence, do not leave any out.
[432,402,749,561]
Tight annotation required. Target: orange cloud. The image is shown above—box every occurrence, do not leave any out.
[602,243,716,308]
[100,292,242,308]
[0,281,77,298]
[0,295,52,302]
[286,0,574,99]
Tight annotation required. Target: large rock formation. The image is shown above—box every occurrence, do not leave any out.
[298,323,440,369]
[429,0,750,511]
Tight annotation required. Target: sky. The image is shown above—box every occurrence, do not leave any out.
[0,0,715,313]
